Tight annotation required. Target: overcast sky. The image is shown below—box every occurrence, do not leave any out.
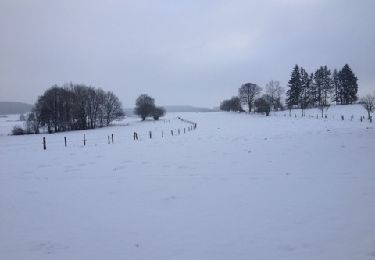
[0,0,374,108]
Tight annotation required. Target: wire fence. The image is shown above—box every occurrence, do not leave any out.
[36,117,199,150]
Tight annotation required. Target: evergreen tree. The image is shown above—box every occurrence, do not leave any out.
[299,68,311,116]
[286,65,301,112]
[338,64,358,104]
[321,66,332,106]
[313,66,332,106]
[313,67,324,106]
[332,69,340,104]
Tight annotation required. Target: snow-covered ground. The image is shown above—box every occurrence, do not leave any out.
[0,105,374,260]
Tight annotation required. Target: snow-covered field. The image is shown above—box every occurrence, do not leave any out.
[0,105,374,260]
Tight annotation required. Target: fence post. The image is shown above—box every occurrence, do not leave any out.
[64,137,67,147]
[171,130,173,136]
[341,115,344,121]
[43,137,46,150]
[108,135,110,144]
[112,134,114,143]
[149,131,152,139]
[84,134,86,146]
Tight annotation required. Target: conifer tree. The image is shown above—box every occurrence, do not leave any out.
[338,64,358,104]
[286,65,301,113]
[332,69,340,104]
[299,68,311,116]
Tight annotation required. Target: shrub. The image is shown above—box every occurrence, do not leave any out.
[11,125,25,135]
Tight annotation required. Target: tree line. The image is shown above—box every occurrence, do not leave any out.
[220,80,284,116]
[286,64,358,116]
[24,83,124,134]
[220,64,359,117]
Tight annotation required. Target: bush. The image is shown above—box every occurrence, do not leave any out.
[152,106,166,120]
[220,97,243,112]
[11,126,25,135]
[254,97,271,116]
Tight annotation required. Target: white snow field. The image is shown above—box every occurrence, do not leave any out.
[0,105,374,260]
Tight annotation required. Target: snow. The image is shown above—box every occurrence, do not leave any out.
[0,105,374,260]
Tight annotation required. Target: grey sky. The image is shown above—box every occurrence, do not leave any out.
[0,0,374,108]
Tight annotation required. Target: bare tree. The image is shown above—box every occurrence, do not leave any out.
[265,80,284,111]
[361,93,375,120]
[103,91,125,126]
[30,83,124,133]
[239,83,262,113]
[134,94,156,120]
[152,106,166,120]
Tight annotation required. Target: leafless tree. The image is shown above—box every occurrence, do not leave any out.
[239,83,262,113]
[103,91,125,126]
[29,83,124,133]
[265,80,284,111]
[361,93,375,120]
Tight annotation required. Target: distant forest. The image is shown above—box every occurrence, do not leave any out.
[0,102,32,115]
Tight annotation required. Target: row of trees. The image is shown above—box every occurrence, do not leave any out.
[220,80,284,115]
[286,64,358,115]
[220,64,359,117]
[25,83,124,134]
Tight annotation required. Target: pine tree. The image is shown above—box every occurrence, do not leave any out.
[321,66,332,106]
[299,67,311,116]
[286,65,301,112]
[338,64,358,104]
[313,67,324,106]
[332,69,340,104]
[313,66,332,106]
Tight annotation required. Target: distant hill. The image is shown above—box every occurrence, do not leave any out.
[164,105,217,113]
[0,102,33,115]
[124,105,217,116]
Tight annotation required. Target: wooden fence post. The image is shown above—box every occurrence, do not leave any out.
[64,137,67,147]
[43,137,46,150]
[83,134,86,146]
[149,131,152,139]
[171,130,173,136]
[108,135,110,144]
[111,134,114,143]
